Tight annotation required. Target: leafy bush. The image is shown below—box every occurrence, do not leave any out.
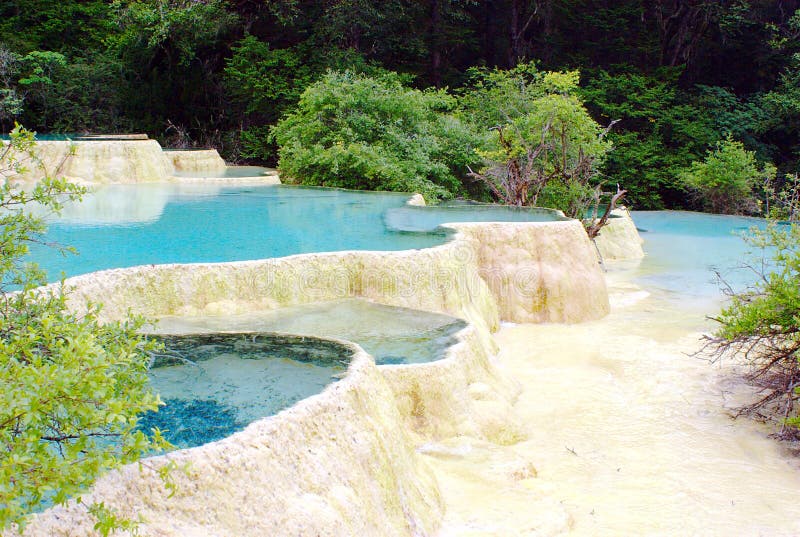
[681,137,774,214]
[461,65,614,220]
[272,70,480,201]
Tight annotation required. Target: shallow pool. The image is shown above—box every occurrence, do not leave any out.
[29,185,446,280]
[155,298,468,366]
[142,333,352,449]
[143,300,466,449]
[629,210,769,304]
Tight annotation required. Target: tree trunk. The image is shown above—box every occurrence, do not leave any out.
[429,0,443,87]
[508,0,540,66]
[508,0,521,66]
[649,0,714,67]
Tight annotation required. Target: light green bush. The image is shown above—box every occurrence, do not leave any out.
[681,137,773,214]
[272,70,480,201]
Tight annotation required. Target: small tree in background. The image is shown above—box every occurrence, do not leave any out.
[681,137,775,215]
[462,66,621,236]
[764,172,800,222]
[0,126,169,531]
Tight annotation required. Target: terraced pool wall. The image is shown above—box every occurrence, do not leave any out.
[11,139,173,183]
[163,149,226,171]
[7,138,229,183]
[593,208,645,261]
[62,222,609,328]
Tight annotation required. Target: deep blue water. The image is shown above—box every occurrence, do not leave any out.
[142,333,351,449]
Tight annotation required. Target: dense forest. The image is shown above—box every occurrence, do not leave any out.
[1,0,799,209]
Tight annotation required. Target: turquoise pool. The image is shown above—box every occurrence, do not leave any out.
[29,185,445,280]
[145,300,467,449]
[142,333,352,449]
[630,210,770,302]
[28,184,565,281]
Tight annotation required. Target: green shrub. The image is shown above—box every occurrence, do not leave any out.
[711,221,800,437]
[681,137,773,214]
[272,70,480,201]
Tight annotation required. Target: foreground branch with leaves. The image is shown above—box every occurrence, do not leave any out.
[703,220,800,439]
[0,126,169,532]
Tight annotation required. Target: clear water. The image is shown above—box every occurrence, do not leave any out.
[154,298,468,366]
[171,166,276,178]
[142,300,465,449]
[29,184,568,281]
[29,184,450,281]
[141,333,351,449]
[385,202,566,232]
[628,210,770,306]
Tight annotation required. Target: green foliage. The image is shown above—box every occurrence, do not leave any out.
[223,37,315,162]
[765,173,800,221]
[0,46,127,133]
[581,69,716,209]
[754,53,800,174]
[88,502,142,537]
[17,51,67,87]
[462,64,612,216]
[46,54,128,132]
[109,0,239,68]
[458,61,546,129]
[224,37,398,162]
[680,137,773,214]
[272,70,480,200]
[0,0,114,53]
[225,37,313,122]
[0,127,169,530]
[718,224,800,344]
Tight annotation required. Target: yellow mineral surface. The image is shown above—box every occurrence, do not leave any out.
[429,267,800,537]
[163,149,227,172]
[592,207,645,262]
[10,140,173,183]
